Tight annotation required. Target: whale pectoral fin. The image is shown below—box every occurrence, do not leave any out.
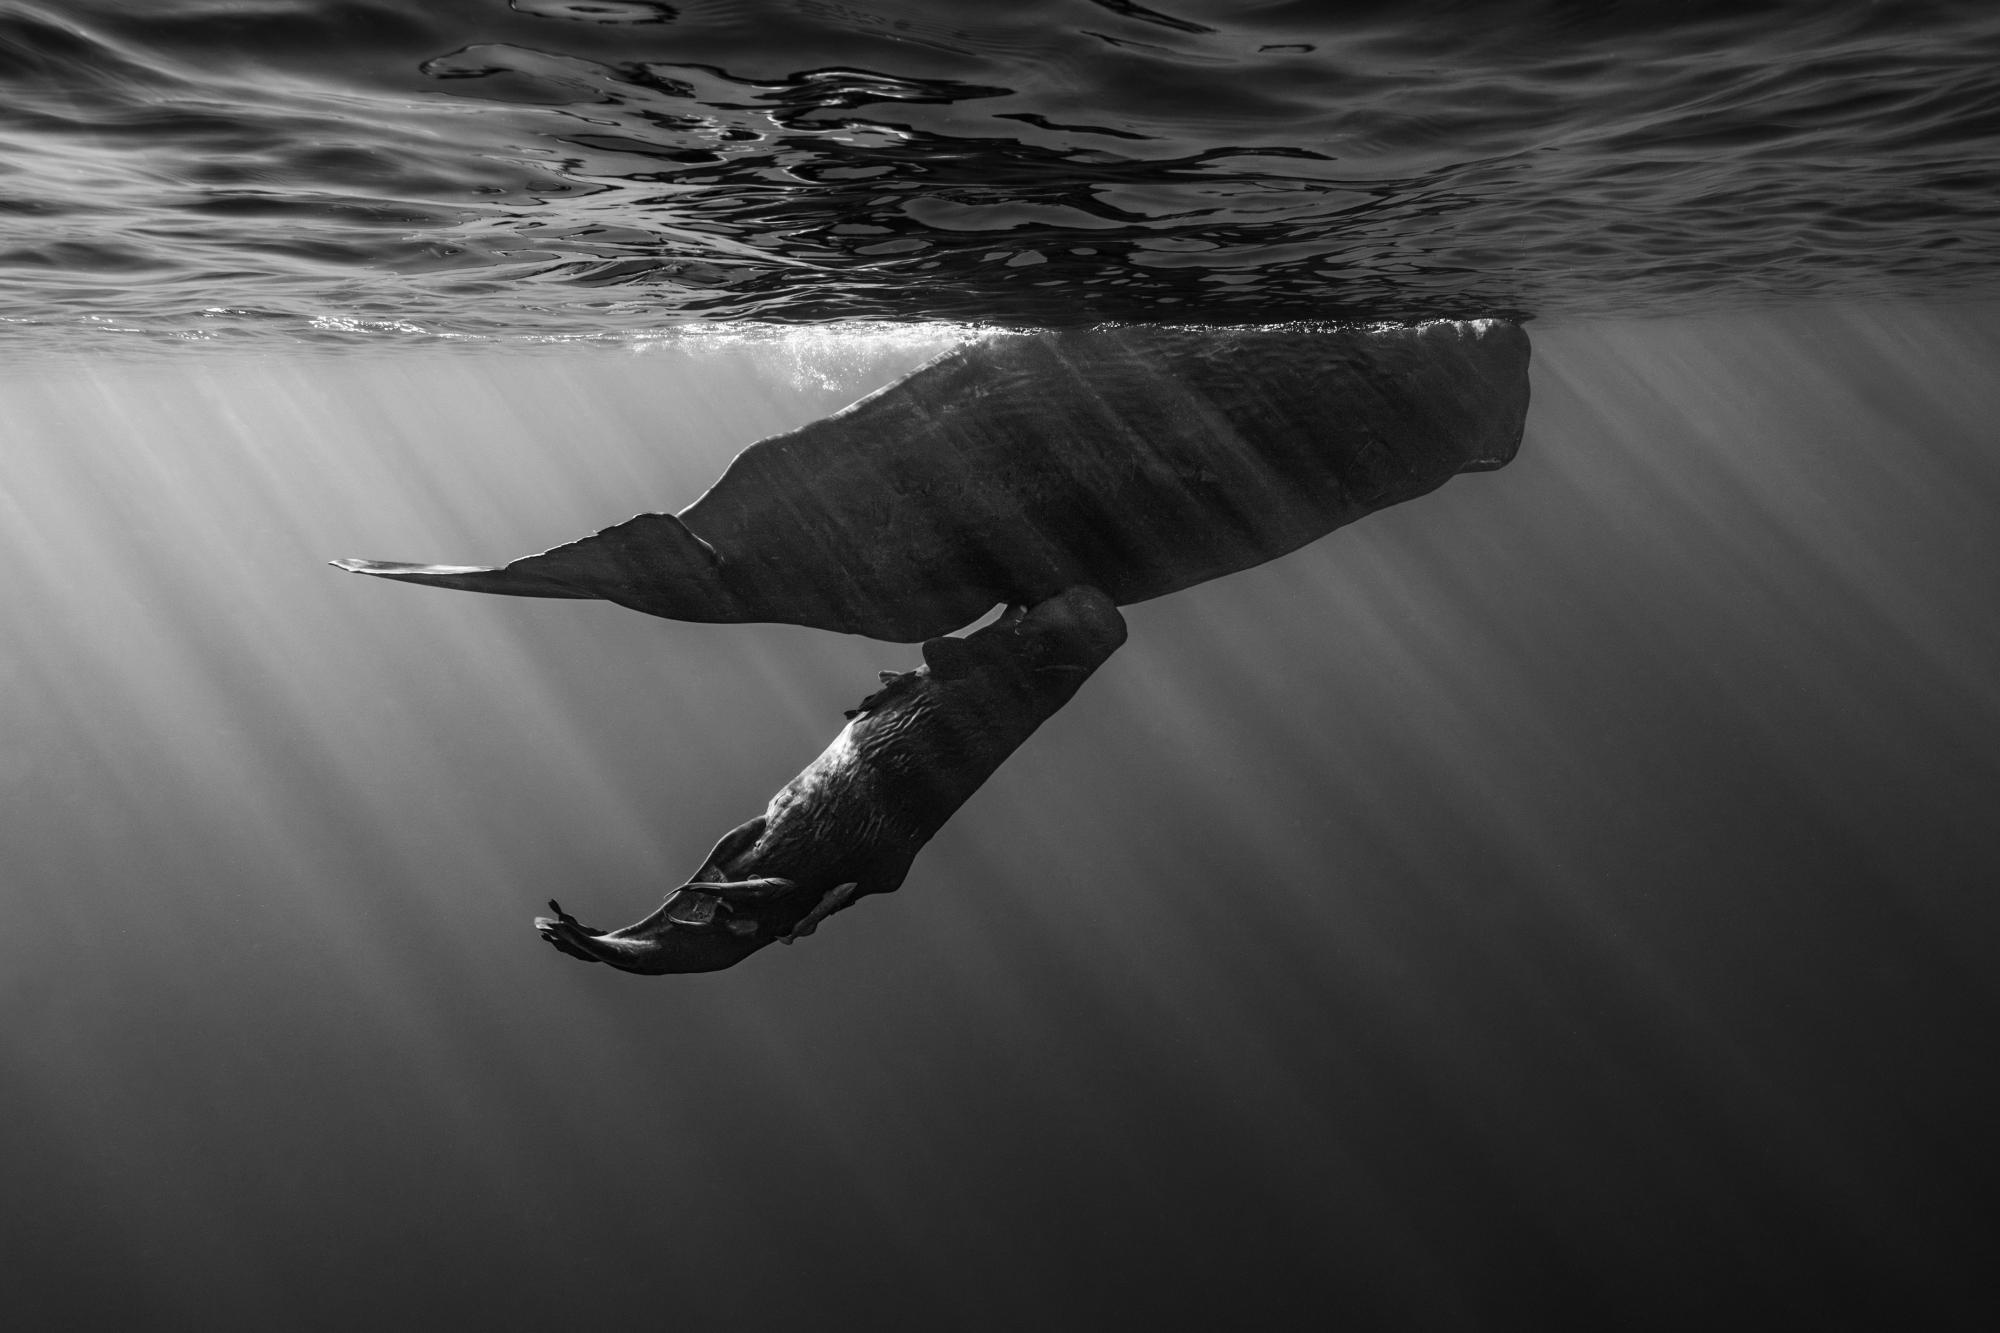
[686,876,796,903]
[333,512,722,606]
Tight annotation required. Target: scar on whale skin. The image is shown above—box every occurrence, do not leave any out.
[335,320,1529,643]
[533,585,1128,975]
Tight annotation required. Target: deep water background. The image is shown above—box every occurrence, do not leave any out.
[5,307,1998,1329]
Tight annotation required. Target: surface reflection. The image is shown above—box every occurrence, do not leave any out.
[4,2,1999,346]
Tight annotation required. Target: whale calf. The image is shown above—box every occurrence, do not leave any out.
[335,320,1529,642]
[535,585,1127,974]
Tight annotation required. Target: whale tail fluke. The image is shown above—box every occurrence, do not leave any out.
[333,511,736,618]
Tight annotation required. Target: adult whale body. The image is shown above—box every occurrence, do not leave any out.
[335,319,1529,643]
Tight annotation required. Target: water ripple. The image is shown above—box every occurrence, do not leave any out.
[3,0,1998,349]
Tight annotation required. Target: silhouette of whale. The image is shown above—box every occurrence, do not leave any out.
[334,320,1528,642]
[534,585,1127,974]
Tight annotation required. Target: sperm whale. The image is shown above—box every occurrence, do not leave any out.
[334,320,1528,642]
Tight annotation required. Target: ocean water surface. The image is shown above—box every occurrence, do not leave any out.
[4,3,2000,1330]
[4,0,2000,346]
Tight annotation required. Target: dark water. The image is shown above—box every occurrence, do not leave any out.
[6,3,2000,1329]
[5,0,2000,347]
[6,310,1999,1328]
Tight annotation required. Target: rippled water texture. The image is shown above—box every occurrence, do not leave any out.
[5,0,2000,348]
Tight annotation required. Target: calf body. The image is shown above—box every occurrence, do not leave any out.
[535,586,1127,974]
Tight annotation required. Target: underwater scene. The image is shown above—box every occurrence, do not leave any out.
[4,3,1999,1329]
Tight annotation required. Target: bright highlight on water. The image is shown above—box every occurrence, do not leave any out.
[4,1,1998,348]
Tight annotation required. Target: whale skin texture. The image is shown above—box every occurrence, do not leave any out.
[335,319,1530,642]
[533,586,1128,974]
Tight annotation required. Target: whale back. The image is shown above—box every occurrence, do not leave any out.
[681,319,1529,640]
[334,320,1529,642]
